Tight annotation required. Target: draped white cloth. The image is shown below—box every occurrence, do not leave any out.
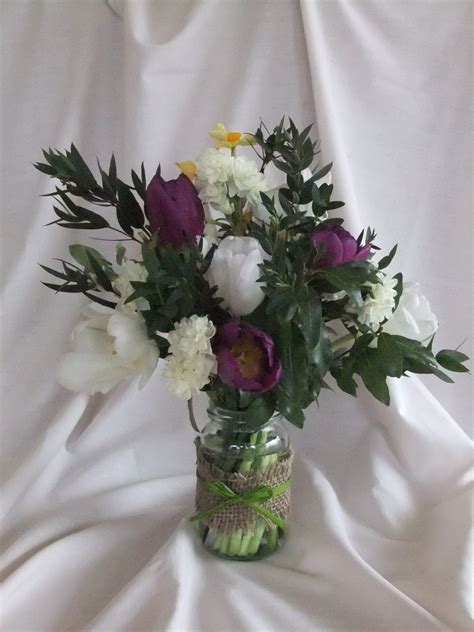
[1,1,472,630]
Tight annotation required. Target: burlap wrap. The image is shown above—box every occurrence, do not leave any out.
[194,437,293,533]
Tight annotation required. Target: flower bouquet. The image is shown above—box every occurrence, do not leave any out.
[37,119,469,560]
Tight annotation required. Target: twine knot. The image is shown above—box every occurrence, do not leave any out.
[190,478,291,529]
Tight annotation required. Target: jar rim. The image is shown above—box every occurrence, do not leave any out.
[207,405,282,426]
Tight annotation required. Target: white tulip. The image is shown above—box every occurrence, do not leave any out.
[57,304,159,394]
[382,282,438,342]
[206,236,266,316]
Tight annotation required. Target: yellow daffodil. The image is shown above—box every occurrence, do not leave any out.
[176,161,197,180]
[208,122,256,149]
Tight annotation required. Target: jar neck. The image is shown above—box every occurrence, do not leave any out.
[207,405,281,430]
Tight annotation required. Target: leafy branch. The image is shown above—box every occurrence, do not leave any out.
[35,144,148,239]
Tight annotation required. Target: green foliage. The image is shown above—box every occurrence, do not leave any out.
[116,180,145,235]
[275,322,308,427]
[310,261,379,307]
[435,349,469,373]
[39,255,117,309]
[35,144,146,239]
[378,244,398,270]
[244,395,277,430]
[330,331,469,405]
[128,241,224,337]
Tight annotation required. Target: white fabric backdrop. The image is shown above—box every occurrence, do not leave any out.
[1,1,472,631]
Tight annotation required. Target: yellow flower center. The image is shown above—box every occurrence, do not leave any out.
[230,336,264,380]
[226,131,241,142]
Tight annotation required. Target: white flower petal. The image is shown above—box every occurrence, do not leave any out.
[58,304,159,395]
[383,282,438,342]
[57,351,131,395]
[206,236,266,317]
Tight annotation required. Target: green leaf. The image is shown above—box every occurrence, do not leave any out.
[300,291,322,358]
[39,264,68,281]
[56,222,104,230]
[311,183,321,206]
[116,244,126,265]
[55,190,109,228]
[34,162,57,176]
[244,396,275,430]
[391,335,433,364]
[283,406,305,428]
[356,347,390,405]
[312,328,333,377]
[378,244,398,270]
[392,273,403,310]
[83,292,117,309]
[42,282,87,293]
[69,244,110,269]
[71,206,109,227]
[332,364,358,397]
[278,190,294,214]
[68,144,97,189]
[431,367,455,383]
[314,264,375,293]
[86,251,114,293]
[131,169,145,200]
[266,289,293,314]
[435,349,470,373]
[312,162,332,181]
[109,154,117,189]
[377,333,404,377]
[276,322,309,427]
[116,180,145,235]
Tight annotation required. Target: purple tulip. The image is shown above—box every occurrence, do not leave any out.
[311,225,371,268]
[213,322,282,393]
[145,173,205,247]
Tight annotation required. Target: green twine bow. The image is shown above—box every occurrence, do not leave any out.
[190,478,291,529]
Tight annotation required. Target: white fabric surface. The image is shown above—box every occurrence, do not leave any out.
[1,1,472,630]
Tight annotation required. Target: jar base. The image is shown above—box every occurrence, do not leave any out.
[199,523,284,561]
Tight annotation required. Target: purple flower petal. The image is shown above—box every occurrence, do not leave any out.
[213,321,282,393]
[145,173,204,247]
[312,230,344,266]
[353,242,371,261]
[311,225,371,268]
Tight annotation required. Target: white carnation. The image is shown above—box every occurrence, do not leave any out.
[348,275,398,330]
[196,147,233,184]
[163,353,216,400]
[195,147,266,214]
[228,155,267,204]
[163,315,217,399]
[168,315,215,357]
[113,259,149,314]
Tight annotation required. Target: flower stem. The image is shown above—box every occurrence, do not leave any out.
[239,431,259,474]
[187,398,200,433]
[247,520,266,555]
[239,531,253,557]
[228,529,243,556]
[267,526,278,549]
